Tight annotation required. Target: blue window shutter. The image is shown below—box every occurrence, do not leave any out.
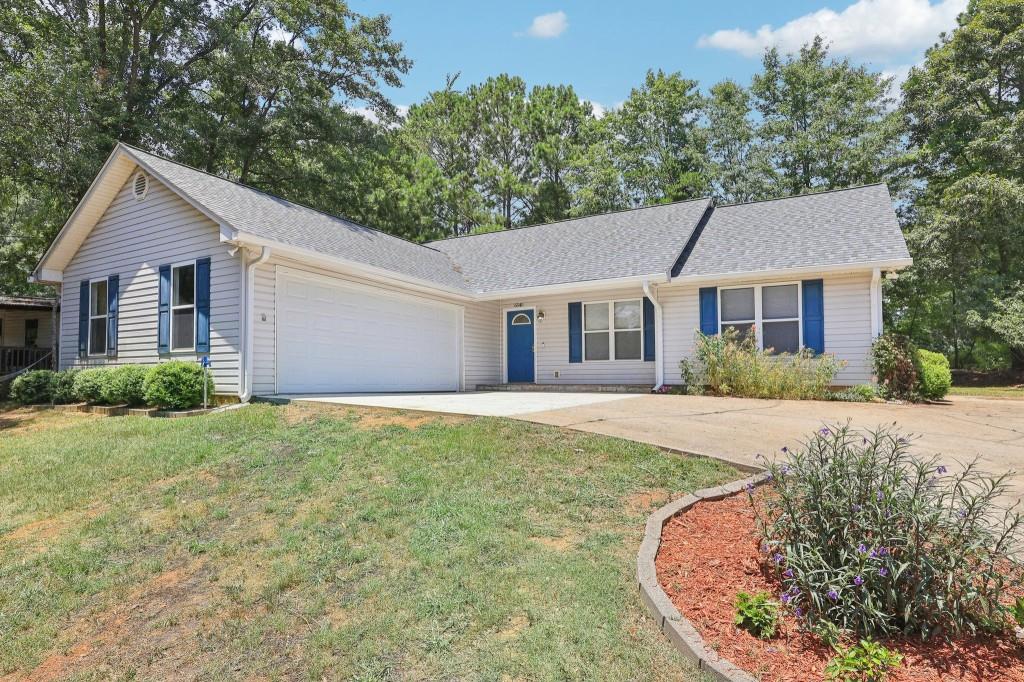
[158,265,171,354]
[195,257,211,354]
[643,297,655,361]
[106,275,118,357]
[802,279,824,354]
[78,280,89,358]
[699,287,718,336]
[568,302,582,363]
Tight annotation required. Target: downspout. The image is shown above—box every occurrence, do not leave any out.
[642,279,665,390]
[869,267,882,339]
[239,246,271,402]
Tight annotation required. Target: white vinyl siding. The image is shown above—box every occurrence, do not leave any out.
[659,271,875,386]
[59,172,241,393]
[250,255,501,395]
[496,285,656,385]
[0,311,54,348]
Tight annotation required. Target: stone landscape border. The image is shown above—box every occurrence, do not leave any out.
[637,472,771,682]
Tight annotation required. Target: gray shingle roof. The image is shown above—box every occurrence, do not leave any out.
[426,199,712,293]
[675,184,910,278]
[126,146,469,291]
[123,146,907,296]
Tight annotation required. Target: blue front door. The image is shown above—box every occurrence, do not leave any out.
[507,310,535,383]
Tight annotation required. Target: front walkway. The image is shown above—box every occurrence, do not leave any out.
[287,392,1024,504]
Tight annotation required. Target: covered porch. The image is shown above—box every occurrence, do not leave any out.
[0,296,58,376]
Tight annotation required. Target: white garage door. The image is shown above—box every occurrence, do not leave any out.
[276,270,460,393]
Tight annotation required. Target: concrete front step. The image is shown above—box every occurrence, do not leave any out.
[476,383,651,394]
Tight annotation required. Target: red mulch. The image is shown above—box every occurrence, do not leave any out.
[655,492,1024,682]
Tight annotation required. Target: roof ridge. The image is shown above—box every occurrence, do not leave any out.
[426,196,713,244]
[717,183,888,209]
[118,143,449,257]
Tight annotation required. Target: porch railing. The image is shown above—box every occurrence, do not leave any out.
[0,347,53,375]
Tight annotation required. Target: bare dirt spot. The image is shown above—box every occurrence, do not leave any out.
[626,488,671,512]
[282,402,467,430]
[15,558,224,682]
[2,505,107,554]
[530,532,578,551]
[0,407,95,435]
[497,614,529,640]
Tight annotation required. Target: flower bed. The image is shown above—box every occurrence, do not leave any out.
[655,490,1024,681]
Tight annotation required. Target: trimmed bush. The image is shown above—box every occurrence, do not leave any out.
[143,361,215,410]
[680,329,846,400]
[914,349,952,401]
[754,423,1023,638]
[73,367,111,404]
[869,334,917,400]
[51,369,80,404]
[101,365,149,406]
[9,370,55,405]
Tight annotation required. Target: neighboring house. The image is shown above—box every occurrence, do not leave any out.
[0,296,57,377]
[31,144,912,398]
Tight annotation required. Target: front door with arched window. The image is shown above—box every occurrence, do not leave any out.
[506,309,535,383]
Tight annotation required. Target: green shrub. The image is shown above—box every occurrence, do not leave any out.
[73,367,111,404]
[51,368,80,404]
[143,361,214,410]
[913,349,952,401]
[827,385,878,402]
[734,590,780,639]
[754,423,1023,638]
[9,370,55,405]
[101,365,149,406]
[679,329,846,400]
[825,639,903,681]
[869,334,917,400]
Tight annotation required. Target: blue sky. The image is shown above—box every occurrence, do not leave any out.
[349,0,966,114]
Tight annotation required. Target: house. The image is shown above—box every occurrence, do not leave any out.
[30,143,912,398]
[0,296,57,377]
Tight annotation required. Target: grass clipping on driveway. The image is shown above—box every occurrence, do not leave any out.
[0,403,735,680]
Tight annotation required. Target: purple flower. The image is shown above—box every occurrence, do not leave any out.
[869,547,879,559]
[937,465,947,474]
[827,589,839,602]
[862,437,868,445]
[876,490,884,501]
[878,547,890,557]
[781,593,791,604]
[898,437,907,444]
[795,607,803,617]
[854,575,864,586]
[878,567,889,577]
[781,446,789,453]
[783,568,794,579]
[857,543,868,554]
[746,482,755,493]
[773,553,785,565]
[780,464,791,476]
[957,508,968,519]
[852,504,862,513]
[820,427,831,436]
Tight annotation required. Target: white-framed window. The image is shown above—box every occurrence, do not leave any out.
[171,261,197,351]
[583,299,643,361]
[88,278,108,355]
[719,283,802,355]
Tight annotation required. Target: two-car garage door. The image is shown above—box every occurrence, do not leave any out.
[276,269,460,393]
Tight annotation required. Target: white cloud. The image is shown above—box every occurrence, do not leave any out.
[519,11,568,39]
[266,26,294,43]
[697,0,966,59]
[348,105,409,127]
[584,100,607,118]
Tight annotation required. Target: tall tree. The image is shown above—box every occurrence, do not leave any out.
[899,0,1024,368]
[524,84,590,224]
[703,79,773,203]
[604,69,708,205]
[751,37,903,195]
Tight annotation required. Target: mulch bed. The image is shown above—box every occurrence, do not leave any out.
[655,491,1024,682]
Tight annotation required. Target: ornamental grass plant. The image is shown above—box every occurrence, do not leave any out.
[752,423,1023,639]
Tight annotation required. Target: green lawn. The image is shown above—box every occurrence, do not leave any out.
[948,385,1024,399]
[0,403,734,681]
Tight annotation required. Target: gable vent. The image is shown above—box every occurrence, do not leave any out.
[132,171,149,201]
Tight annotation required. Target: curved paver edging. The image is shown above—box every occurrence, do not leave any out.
[637,472,771,682]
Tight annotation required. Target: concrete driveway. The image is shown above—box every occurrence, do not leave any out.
[289,392,1024,504]
[525,394,1024,504]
